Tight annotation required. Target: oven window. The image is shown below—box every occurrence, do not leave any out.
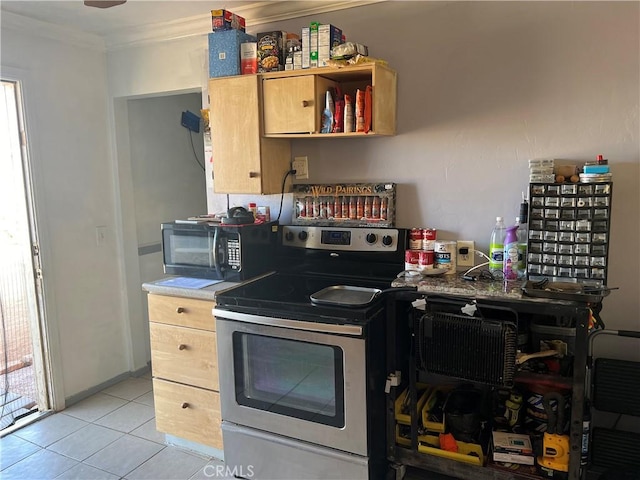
[233,333,345,428]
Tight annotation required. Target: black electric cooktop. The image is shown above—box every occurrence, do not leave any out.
[215,272,395,325]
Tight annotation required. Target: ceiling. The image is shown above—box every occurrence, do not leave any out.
[0,1,382,49]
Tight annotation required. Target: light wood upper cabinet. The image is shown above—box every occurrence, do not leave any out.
[207,64,396,194]
[261,63,397,138]
[209,75,291,195]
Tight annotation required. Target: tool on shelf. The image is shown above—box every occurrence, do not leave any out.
[537,391,570,477]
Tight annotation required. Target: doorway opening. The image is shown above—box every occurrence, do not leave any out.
[1,78,48,432]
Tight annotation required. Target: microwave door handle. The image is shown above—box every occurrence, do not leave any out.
[212,228,223,279]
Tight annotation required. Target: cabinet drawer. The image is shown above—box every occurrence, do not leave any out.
[148,294,215,331]
[263,76,338,134]
[153,378,222,449]
[150,322,218,390]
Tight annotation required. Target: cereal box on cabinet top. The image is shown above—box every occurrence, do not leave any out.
[257,31,286,72]
[292,183,396,227]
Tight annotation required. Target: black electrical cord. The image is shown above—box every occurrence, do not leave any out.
[276,169,296,223]
[188,129,205,171]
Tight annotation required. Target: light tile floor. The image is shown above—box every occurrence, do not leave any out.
[0,375,226,480]
[1,375,453,480]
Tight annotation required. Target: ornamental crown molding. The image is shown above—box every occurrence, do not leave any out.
[2,1,384,52]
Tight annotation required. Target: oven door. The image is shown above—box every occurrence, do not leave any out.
[214,310,368,456]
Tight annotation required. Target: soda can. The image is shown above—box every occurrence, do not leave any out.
[409,228,423,250]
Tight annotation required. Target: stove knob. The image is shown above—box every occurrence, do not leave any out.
[366,233,377,244]
[382,235,394,246]
[285,231,294,242]
[298,231,308,242]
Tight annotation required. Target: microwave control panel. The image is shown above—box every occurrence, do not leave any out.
[227,238,241,269]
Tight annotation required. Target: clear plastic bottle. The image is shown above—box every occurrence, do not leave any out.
[489,216,506,274]
[517,196,529,279]
[503,224,519,280]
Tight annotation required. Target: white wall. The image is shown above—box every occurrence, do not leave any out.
[277,1,640,358]
[0,27,127,401]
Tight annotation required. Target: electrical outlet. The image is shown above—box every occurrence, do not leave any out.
[457,240,475,267]
[292,156,309,179]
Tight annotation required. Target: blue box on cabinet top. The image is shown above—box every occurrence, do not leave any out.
[208,30,257,78]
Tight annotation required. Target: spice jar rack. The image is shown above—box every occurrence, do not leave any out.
[527,182,612,285]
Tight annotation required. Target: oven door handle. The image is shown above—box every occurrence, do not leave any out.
[212,308,363,336]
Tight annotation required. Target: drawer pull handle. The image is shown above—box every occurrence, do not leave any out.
[178,344,187,351]
[301,100,311,108]
[181,402,189,409]
[176,307,185,314]
[248,171,259,178]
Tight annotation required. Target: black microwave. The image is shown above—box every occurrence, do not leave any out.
[161,221,278,281]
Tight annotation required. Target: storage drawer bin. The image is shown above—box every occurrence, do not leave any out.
[395,383,431,425]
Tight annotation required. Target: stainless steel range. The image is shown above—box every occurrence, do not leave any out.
[213,225,408,480]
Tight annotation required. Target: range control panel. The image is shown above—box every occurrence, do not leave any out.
[282,226,400,252]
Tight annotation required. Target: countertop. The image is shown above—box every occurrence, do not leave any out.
[143,271,593,308]
[142,275,250,301]
[391,271,589,308]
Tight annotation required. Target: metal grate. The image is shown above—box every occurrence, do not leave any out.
[417,312,517,387]
[593,358,640,416]
[1,252,38,430]
[591,427,640,471]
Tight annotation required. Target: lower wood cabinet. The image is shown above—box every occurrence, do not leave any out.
[153,378,222,449]
[147,294,222,449]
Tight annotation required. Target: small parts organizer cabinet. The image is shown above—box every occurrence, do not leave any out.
[527,182,612,285]
[148,294,222,449]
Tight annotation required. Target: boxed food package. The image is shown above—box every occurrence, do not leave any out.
[292,183,396,228]
[257,31,286,72]
[208,31,257,78]
[301,26,310,69]
[318,24,343,67]
[240,42,257,75]
[492,431,534,465]
[284,33,301,71]
[211,9,245,32]
[309,22,319,68]
[293,51,303,70]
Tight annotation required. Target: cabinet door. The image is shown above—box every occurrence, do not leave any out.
[150,322,219,391]
[209,75,291,194]
[153,378,222,449]
[263,75,339,134]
